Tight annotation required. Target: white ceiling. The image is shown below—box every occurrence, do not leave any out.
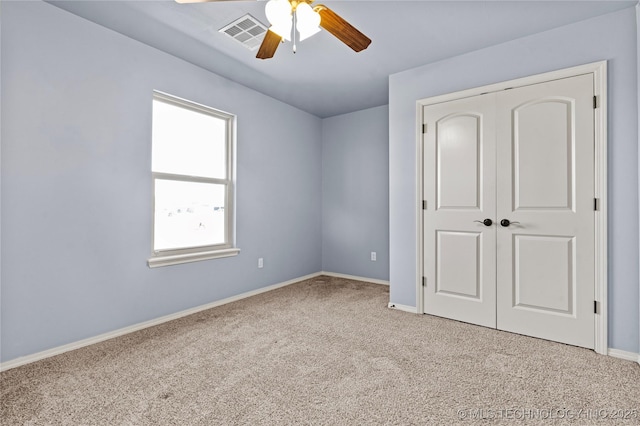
[48,0,636,118]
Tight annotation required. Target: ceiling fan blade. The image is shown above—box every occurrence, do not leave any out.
[256,30,282,60]
[315,5,371,52]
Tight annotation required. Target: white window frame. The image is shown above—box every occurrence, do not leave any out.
[148,91,239,268]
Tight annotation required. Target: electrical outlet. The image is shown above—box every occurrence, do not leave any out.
[371,252,377,261]
[258,258,264,268]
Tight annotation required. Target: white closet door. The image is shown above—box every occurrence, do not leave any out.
[495,74,595,349]
[422,94,497,328]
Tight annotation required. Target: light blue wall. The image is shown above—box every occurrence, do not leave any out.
[321,105,389,281]
[636,3,640,357]
[0,1,322,362]
[389,7,639,353]
[0,1,3,362]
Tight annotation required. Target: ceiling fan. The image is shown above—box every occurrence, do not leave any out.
[175,0,372,60]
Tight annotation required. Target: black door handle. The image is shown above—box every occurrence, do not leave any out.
[474,219,493,226]
[500,219,521,227]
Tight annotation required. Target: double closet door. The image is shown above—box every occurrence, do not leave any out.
[422,74,595,349]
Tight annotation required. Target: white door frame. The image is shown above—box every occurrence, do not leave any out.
[415,61,608,355]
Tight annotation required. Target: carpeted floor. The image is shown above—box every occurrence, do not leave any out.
[1,276,639,425]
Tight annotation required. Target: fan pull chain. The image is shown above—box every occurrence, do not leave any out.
[292,9,297,53]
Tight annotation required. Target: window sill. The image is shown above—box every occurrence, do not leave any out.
[148,247,240,268]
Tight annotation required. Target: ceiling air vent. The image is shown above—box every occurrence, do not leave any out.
[219,14,268,51]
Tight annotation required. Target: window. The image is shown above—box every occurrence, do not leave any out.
[148,92,238,267]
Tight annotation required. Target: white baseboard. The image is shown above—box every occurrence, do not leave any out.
[0,272,323,372]
[608,348,640,363]
[320,271,389,286]
[387,302,418,314]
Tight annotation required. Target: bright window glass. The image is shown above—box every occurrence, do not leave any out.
[154,180,226,251]
[152,99,227,179]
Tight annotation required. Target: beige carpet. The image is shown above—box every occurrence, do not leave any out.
[1,276,639,425]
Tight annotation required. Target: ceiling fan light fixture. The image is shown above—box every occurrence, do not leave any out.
[265,0,292,41]
[269,22,292,41]
[295,3,320,42]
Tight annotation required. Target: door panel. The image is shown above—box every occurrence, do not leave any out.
[513,99,574,210]
[496,74,595,349]
[437,114,482,209]
[513,234,575,315]
[436,231,481,299]
[423,94,496,328]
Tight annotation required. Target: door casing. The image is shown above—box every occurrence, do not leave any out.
[415,61,608,354]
